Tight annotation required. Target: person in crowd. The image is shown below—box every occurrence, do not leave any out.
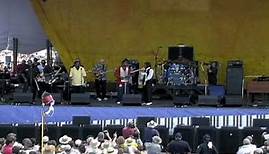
[141,62,154,106]
[167,132,191,154]
[143,120,160,145]
[69,58,87,93]
[21,138,35,154]
[196,134,218,154]
[236,138,256,154]
[145,135,162,154]
[2,136,14,154]
[122,121,140,139]
[115,59,131,104]
[93,59,108,101]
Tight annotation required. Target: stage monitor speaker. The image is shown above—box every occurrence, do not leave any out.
[173,96,190,106]
[155,126,169,147]
[136,117,156,128]
[226,60,243,95]
[218,127,241,154]
[253,119,269,128]
[71,93,90,105]
[198,95,219,106]
[72,116,91,126]
[225,95,243,106]
[122,94,141,106]
[191,117,210,127]
[168,46,194,61]
[13,92,33,103]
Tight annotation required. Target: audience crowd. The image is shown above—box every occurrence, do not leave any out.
[0,120,268,154]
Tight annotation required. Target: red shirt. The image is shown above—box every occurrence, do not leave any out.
[122,127,136,139]
[3,144,13,154]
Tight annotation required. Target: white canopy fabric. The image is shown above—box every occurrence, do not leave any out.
[0,0,47,53]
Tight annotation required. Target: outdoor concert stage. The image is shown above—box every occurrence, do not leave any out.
[0,104,269,129]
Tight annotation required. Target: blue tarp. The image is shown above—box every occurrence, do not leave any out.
[0,105,269,124]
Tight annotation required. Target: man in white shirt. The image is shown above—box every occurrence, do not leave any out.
[69,59,87,93]
[141,62,154,106]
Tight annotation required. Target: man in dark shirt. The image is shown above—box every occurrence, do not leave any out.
[143,120,160,143]
[196,134,218,154]
[167,133,191,154]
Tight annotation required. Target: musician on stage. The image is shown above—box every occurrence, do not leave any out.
[141,62,154,106]
[69,58,87,93]
[31,58,42,104]
[115,59,131,104]
[93,59,108,101]
[16,60,29,92]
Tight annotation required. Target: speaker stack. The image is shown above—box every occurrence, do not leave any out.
[168,45,194,61]
[225,60,243,106]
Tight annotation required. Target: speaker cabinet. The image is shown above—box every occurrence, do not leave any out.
[173,96,190,106]
[198,95,219,106]
[191,117,210,127]
[225,95,243,106]
[122,94,141,106]
[218,127,241,154]
[253,119,269,128]
[168,46,194,61]
[226,60,243,95]
[71,93,90,105]
[72,116,91,126]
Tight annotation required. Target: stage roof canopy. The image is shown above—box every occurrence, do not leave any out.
[0,0,47,54]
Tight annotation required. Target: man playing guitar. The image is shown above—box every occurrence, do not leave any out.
[114,59,131,104]
[141,62,154,106]
[93,59,108,101]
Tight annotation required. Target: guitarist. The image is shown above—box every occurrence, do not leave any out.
[141,62,154,106]
[93,59,108,101]
[69,59,87,93]
[115,59,130,104]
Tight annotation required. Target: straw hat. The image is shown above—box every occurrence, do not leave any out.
[75,139,82,146]
[147,120,158,128]
[90,139,100,148]
[152,136,162,144]
[43,136,49,143]
[59,135,72,145]
[106,147,118,154]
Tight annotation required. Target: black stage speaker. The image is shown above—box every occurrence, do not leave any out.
[168,46,194,61]
[191,117,210,127]
[122,94,141,106]
[71,93,90,105]
[226,60,243,95]
[253,119,269,128]
[72,116,91,126]
[136,117,156,128]
[198,95,219,106]
[155,126,169,147]
[225,95,243,106]
[13,92,33,103]
[173,96,190,106]
[218,127,241,154]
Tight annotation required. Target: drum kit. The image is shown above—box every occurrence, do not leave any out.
[156,60,197,86]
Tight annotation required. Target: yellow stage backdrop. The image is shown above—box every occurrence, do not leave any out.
[31,0,269,82]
